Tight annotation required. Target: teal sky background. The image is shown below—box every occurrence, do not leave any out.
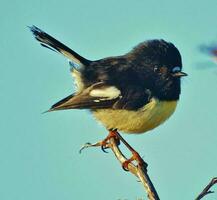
[1,0,217,199]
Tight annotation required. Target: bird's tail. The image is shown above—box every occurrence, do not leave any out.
[29,25,91,66]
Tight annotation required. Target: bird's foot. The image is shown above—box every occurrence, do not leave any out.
[112,132,148,171]
[79,130,147,171]
[79,129,120,153]
[122,150,148,171]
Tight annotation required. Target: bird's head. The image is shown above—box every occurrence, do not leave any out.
[130,39,187,100]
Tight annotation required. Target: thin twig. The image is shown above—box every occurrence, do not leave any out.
[108,135,160,200]
[195,177,217,200]
[80,134,217,200]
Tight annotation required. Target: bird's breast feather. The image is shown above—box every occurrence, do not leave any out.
[93,98,178,133]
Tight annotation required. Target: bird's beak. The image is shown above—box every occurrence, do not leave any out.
[172,71,188,77]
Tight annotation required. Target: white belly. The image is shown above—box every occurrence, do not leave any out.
[93,98,178,134]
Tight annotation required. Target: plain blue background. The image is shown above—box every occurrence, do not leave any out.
[1,0,217,199]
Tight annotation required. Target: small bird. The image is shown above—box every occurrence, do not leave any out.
[29,26,187,168]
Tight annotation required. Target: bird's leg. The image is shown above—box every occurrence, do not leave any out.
[114,131,148,171]
[79,129,120,153]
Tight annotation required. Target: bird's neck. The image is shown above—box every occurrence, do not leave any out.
[152,80,181,101]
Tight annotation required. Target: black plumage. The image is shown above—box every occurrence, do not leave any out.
[29,26,187,119]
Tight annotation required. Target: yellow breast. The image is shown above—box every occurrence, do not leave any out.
[93,98,178,134]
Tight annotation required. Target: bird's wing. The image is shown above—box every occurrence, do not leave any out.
[29,25,91,66]
[48,82,152,111]
[48,82,122,111]
[113,86,152,110]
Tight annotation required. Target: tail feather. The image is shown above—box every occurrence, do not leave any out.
[29,25,91,66]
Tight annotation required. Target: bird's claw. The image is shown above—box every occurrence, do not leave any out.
[121,151,148,172]
[101,145,109,153]
[79,142,100,153]
[79,130,120,154]
[122,161,130,171]
[79,141,110,154]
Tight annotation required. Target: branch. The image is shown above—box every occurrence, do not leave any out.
[80,132,160,200]
[80,134,217,200]
[195,177,217,200]
[108,133,160,200]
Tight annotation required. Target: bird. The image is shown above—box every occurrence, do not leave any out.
[29,25,187,169]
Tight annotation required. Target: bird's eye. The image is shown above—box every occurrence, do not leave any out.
[154,66,159,72]
[172,66,181,73]
[154,66,167,74]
